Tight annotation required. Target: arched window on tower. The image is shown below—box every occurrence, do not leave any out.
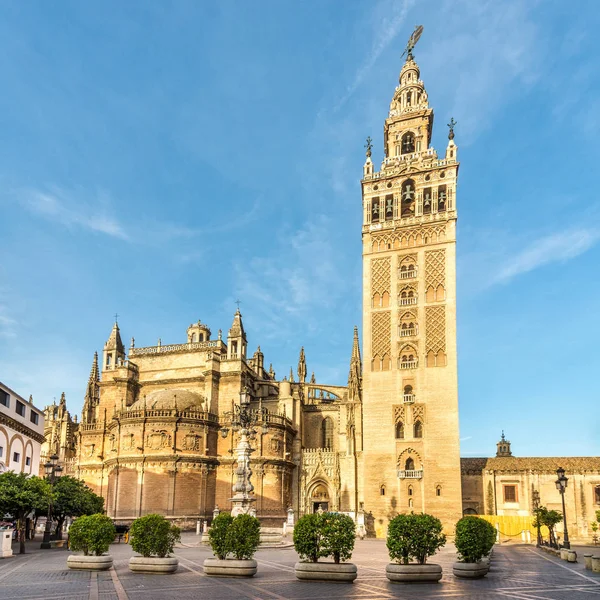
[406,91,412,106]
[401,132,415,154]
[438,185,447,212]
[594,484,600,505]
[395,421,404,439]
[321,417,334,449]
[401,179,416,216]
[385,195,394,220]
[405,457,415,471]
[371,198,380,222]
[423,188,432,215]
[414,420,423,438]
[403,385,414,403]
[191,333,197,343]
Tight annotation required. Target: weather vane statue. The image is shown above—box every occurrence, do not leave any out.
[401,25,423,61]
[364,136,373,158]
[447,117,457,140]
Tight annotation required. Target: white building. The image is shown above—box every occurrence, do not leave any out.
[0,382,45,475]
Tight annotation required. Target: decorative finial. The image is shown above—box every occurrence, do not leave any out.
[364,136,373,158]
[218,329,222,341]
[501,430,505,441]
[130,336,135,348]
[235,299,241,312]
[401,25,423,61]
[447,117,457,140]
[114,312,119,324]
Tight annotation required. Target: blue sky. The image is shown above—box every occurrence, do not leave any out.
[1,1,599,457]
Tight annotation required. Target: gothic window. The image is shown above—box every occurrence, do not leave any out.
[399,288,416,306]
[408,498,413,508]
[371,198,380,223]
[191,333,197,342]
[413,420,423,438]
[380,485,386,496]
[423,187,432,215]
[405,457,415,471]
[401,133,415,155]
[436,486,442,497]
[106,354,112,367]
[406,91,412,106]
[408,485,413,496]
[401,179,416,216]
[198,333,204,342]
[395,421,404,439]
[385,195,393,220]
[321,417,333,449]
[438,185,447,212]
[594,485,600,505]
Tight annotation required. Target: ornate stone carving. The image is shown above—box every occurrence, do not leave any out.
[425,306,446,354]
[371,312,391,358]
[83,443,95,458]
[394,405,406,423]
[122,433,135,451]
[146,430,172,450]
[371,257,391,295]
[425,249,445,290]
[182,433,202,451]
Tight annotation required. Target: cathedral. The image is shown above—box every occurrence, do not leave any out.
[41,45,460,537]
[40,41,599,539]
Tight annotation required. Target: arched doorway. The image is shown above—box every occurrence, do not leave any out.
[309,481,331,513]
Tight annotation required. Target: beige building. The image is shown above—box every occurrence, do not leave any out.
[0,381,45,475]
[461,433,600,540]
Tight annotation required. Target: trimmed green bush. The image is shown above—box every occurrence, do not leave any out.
[69,514,116,556]
[293,513,323,563]
[208,512,234,560]
[129,514,181,558]
[227,514,261,560]
[321,513,356,563]
[454,517,496,563]
[387,513,446,565]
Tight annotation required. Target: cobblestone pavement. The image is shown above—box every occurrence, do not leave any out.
[0,534,599,600]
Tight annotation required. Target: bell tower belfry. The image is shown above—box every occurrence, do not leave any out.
[360,29,462,535]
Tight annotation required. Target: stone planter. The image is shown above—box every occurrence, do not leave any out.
[584,554,593,570]
[592,556,600,573]
[294,562,357,582]
[129,556,179,573]
[203,558,257,577]
[386,563,443,583]
[453,562,489,579]
[67,555,113,570]
[567,551,577,563]
[560,549,568,560]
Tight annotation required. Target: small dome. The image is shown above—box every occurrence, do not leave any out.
[131,389,206,411]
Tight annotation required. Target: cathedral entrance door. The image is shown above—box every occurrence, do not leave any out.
[309,482,330,513]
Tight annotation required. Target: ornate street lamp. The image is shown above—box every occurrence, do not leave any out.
[41,454,63,549]
[532,489,542,546]
[220,387,268,517]
[555,467,570,550]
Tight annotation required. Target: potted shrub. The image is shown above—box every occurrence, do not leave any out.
[67,514,116,570]
[453,517,496,578]
[203,513,260,577]
[294,512,357,582]
[386,513,446,583]
[128,514,181,573]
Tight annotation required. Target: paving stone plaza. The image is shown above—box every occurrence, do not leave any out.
[0,534,599,600]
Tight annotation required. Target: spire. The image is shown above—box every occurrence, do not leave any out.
[310,372,316,384]
[83,352,100,424]
[298,347,307,383]
[289,367,294,383]
[227,309,247,360]
[104,321,125,355]
[59,391,66,407]
[496,431,512,457]
[348,326,362,402]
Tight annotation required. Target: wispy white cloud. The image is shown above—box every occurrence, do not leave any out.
[334,0,414,111]
[234,215,344,339]
[21,187,130,240]
[493,228,600,285]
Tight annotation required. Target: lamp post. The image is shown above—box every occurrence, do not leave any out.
[532,489,542,546]
[220,387,268,517]
[555,467,570,550]
[41,454,63,549]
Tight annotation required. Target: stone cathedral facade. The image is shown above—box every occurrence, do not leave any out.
[43,49,464,536]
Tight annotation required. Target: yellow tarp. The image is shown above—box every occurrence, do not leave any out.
[475,514,549,538]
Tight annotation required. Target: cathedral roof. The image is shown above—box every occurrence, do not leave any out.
[461,456,600,474]
[131,388,207,411]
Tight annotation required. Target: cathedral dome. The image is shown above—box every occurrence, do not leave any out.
[131,389,207,411]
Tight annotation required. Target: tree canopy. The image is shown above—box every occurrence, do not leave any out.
[0,472,50,554]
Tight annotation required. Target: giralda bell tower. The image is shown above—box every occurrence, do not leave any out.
[360,30,462,535]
